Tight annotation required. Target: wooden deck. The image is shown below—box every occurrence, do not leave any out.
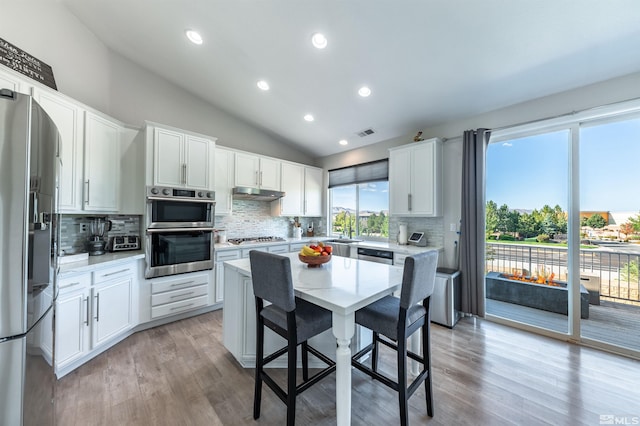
[487,298,640,352]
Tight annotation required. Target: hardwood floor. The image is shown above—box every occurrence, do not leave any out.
[55,309,640,425]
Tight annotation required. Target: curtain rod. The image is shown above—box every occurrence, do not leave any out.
[441,94,640,143]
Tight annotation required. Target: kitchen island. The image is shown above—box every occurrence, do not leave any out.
[223,252,418,426]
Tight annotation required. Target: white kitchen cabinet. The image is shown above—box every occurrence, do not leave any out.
[389,138,442,217]
[150,123,216,190]
[235,152,280,191]
[33,88,85,212]
[149,271,210,319]
[272,163,323,217]
[0,66,31,94]
[91,271,134,348]
[55,273,92,372]
[215,249,241,304]
[84,111,121,211]
[214,147,235,215]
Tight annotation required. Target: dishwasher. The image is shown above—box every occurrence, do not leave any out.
[356,247,394,264]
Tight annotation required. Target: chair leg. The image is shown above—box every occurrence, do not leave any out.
[371,331,379,373]
[287,335,297,426]
[254,316,264,420]
[423,322,434,417]
[397,336,408,426]
[302,341,309,382]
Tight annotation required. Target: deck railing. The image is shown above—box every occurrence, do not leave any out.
[485,242,640,303]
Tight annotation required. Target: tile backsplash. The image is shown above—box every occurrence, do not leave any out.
[215,200,323,239]
[388,216,444,248]
[59,215,142,255]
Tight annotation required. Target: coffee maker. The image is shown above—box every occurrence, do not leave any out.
[87,217,111,256]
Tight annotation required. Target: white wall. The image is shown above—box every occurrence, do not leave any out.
[0,0,314,165]
[319,70,640,268]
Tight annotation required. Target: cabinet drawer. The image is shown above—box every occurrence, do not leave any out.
[93,263,133,284]
[215,250,241,262]
[242,247,268,258]
[151,295,208,319]
[268,244,289,254]
[58,272,91,291]
[151,272,209,294]
[151,284,208,306]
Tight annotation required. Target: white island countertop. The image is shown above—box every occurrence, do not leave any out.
[224,252,411,315]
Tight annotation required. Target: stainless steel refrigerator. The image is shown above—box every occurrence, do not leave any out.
[0,89,60,425]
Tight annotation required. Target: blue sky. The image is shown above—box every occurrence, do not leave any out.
[331,181,389,212]
[486,118,640,212]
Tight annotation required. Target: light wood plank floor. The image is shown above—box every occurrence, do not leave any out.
[55,309,640,425]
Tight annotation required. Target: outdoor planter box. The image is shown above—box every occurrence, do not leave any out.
[486,271,589,319]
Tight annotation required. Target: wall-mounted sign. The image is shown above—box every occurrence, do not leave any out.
[0,37,57,90]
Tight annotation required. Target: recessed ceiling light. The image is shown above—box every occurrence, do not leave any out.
[185,30,203,45]
[311,33,327,49]
[339,139,348,146]
[303,114,315,122]
[256,80,270,91]
[358,86,371,97]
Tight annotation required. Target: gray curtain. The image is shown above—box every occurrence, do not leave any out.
[459,128,491,316]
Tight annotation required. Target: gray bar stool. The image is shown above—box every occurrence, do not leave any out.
[351,250,438,426]
[249,250,336,426]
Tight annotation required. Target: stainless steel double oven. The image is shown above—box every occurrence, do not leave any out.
[145,186,216,278]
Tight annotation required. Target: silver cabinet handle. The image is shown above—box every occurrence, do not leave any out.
[94,293,100,321]
[84,296,90,325]
[255,171,259,186]
[170,280,194,287]
[101,269,129,277]
[408,193,412,211]
[171,303,194,311]
[182,164,187,184]
[85,180,90,204]
[260,171,263,186]
[170,291,194,299]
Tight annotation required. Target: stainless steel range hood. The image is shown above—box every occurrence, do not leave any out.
[232,186,285,201]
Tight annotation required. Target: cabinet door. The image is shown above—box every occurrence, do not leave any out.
[0,68,29,94]
[235,153,259,188]
[214,148,234,215]
[279,162,304,216]
[184,135,211,189]
[92,276,133,348]
[84,112,120,211]
[55,288,90,369]
[259,157,281,191]
[34,89,84,212]
[154,127,185,187]
[411,142,436,215]
[389,148,412,215]
[304,167,322,216]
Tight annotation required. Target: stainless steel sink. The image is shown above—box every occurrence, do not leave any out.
[324,238,363,244]
[323,239,362,257]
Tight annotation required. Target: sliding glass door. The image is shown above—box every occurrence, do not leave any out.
[485,130,570,334]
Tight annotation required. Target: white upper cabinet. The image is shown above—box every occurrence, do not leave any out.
[149,123,216,190]
[84,111,121,212]
[303,166,323,216]
[389,138,442,217]
[214,147,235,215]
[33,88,85,212]
[272,163,323,217]
[235,152,280,191]
[0,67,31,94]
[278,162,304,215]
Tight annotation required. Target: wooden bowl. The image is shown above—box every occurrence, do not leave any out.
[298,253,331,267]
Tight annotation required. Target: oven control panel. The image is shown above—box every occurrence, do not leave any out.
[147,185,215,200]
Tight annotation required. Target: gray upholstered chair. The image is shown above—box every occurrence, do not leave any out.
[351,250,438,426]
[249,250,336,426]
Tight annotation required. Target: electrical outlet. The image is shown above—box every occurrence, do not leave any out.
[450,223,457,232]
[80,223,87,232]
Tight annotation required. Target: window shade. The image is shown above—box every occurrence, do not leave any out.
[328,159,388,188]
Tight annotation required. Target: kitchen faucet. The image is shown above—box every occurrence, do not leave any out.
[344,210,353,239]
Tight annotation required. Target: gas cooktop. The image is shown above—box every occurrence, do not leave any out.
[227,236,286,245]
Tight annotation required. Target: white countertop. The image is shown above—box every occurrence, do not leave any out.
[215,237,442,255]
[58,250,145,275]
[224,252,412,315]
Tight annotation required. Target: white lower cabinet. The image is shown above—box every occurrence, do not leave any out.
[149,272,210,319]
[55,260,137,378]
[215,250,241,304]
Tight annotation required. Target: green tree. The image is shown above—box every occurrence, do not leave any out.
[517,212,538,238]
[628,212,640,233]
[586,214,606,229]
[581,216,588,227]
[496,204,511,233]
[541,214,558,236]
[485,201,499,235]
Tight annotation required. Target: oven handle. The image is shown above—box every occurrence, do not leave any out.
[146,227,215,234]
[146,196,216,205]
